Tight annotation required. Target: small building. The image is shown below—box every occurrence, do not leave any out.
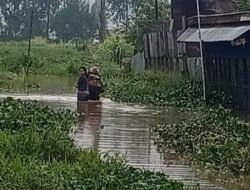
[178,12,250,109]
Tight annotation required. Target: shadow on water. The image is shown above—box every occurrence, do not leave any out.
[1,75,250,190]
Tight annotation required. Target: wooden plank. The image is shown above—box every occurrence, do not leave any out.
[247,59,250,109]
[159,31,163,57]
[153,32,158,58]
[149,33,154,58]
[227,58,232,94]
[243,58,248,108]
[167,32,174,58]
[143,35,147,58]
[235,58,240,107]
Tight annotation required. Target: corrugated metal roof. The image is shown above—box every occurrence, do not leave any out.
[177,26,250,42]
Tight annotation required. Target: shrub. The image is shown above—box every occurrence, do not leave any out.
[96,35,134,64]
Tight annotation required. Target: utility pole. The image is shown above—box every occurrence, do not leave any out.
[155,0,158,20]
[63,0,66,8]
[26,9,34,92]
[46,0,51,41]
[28,9,34,59]
[125,0,129,31]
[100,0,106,42]
[196,0,206,100]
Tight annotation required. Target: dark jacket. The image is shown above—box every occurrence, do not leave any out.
[77,76,88,91]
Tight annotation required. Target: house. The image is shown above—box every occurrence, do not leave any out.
[177,11,250,109]
[142,0,250,109]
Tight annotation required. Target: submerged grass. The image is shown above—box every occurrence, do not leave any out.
[99,60,234,109]
[104,71,202,108]
[94,50,202,108]
[153,106,250,179]
[0,98,185,190]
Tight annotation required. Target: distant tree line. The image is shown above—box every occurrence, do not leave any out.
[106,0,171,49]
[107,0,170,29]
[0,0,98,41]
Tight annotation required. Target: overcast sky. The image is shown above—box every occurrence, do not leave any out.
[89,0,95,5]
[88,0,115,29]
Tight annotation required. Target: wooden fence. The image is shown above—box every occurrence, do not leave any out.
[204,56,250,109]
[142,21,186,72]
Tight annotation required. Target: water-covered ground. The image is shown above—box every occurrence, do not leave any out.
[0,75,249,189]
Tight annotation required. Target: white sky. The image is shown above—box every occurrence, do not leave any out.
[89,0,95,5]
[88,0,115,29]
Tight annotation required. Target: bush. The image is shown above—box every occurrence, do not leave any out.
[0,72,17,90]
[96,35,134,64]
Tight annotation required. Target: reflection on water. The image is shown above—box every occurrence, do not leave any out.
[1,76,250,190]
[76,101,103,149]
[74,99,224,190]
[12,75,76,95]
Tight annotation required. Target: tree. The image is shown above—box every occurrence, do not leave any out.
[0,0,61,40]
[107,0,170,29]
[106,0,170,49]
[52,0,97,41]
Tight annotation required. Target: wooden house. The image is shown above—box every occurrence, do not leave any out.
[178,12,250,109]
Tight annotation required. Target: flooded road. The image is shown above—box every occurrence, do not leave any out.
[0,76,249,190]
[0,93,223,190]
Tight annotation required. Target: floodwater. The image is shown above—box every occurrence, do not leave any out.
[0,76,249,190]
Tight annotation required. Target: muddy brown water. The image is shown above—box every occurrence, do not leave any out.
[0,75,249,190]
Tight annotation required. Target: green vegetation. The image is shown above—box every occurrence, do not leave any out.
[153,107,250,178]
[0,36,236,110]
[52,1,97,41]
[104,71,202,108]
[95,35,201,108]
[96,34,134,64]
[0,35,245,183]
[0,72,17,91]
[0,41,93,76]
[2,0,247,187]
[95,36,247,182]
[237,0,250,11]
[96,36,235,109]
[106,0,170,47]
[0,98,185,190]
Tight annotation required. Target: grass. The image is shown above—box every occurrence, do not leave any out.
[153,106,250,179]
[0,41,93,76]
[103,70,201,107]
[0,98,185,190]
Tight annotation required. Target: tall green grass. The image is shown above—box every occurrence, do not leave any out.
[0,41,93,76]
